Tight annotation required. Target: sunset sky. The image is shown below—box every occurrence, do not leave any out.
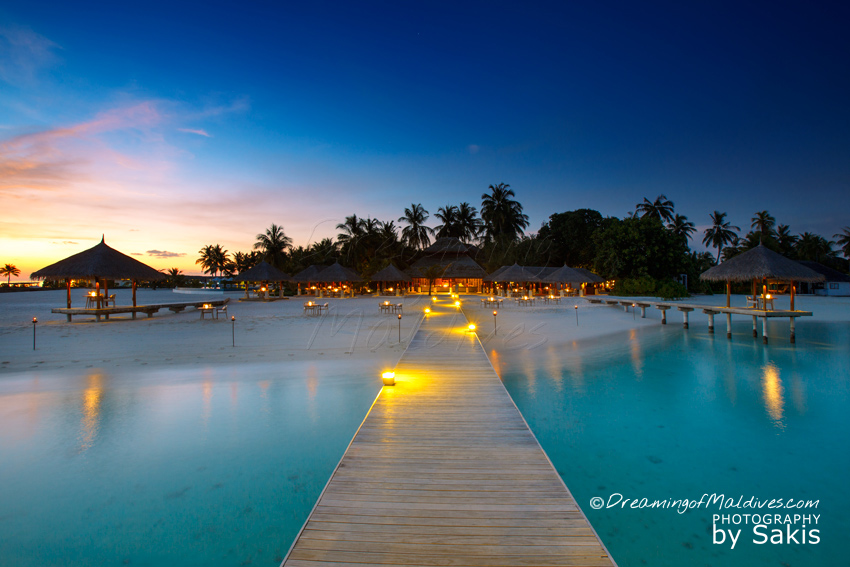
[2,1,848,278]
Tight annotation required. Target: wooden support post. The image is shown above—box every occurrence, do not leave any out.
[726,280,731,308]
[762,316,768,344]
[66,278,72,322]
[752,316,758,338]
[132,280,138,319]
[682,310,689,329]
[661,309,667,324]
[640,306,646,318]
[297,283,301,296]
[790,281,795,311]
[707,313,714,334]
[104,278,109,320]
[624,303,629,312]
[726,313,732,339]
[790,317,796,344]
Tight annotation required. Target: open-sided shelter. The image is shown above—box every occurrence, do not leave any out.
[31,237,166,318]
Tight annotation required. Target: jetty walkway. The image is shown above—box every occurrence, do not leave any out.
[282,300,615,566]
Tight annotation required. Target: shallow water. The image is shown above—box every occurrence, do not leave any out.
[496,321,850,567]
[0,361,379,567]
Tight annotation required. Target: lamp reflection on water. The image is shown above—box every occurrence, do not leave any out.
[761,363,785,428]
[80,372,104,452]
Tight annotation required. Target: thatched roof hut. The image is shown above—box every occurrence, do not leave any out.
[408,255,488,279]
[315,261,362,282]
[700,245,824,283]
[32,237,165,281]
[233,261,291,282]
[484,265,509,282]
[700,244,824,309]
[572,267,604,284]
[371,264,411,282]
[485,263,540,283]
[292,265,326,282]
[409,237,487,280]
[31,237,166,312]
[546,265,589,284]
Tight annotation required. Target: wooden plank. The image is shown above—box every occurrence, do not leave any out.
[282,300,616,567]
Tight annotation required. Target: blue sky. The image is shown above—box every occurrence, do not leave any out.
[1,1,848,274]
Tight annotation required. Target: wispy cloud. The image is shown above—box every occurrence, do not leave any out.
[0,101,164,193]
[146,250,185,258]
[0,25,60,86]
[177,128,211,137]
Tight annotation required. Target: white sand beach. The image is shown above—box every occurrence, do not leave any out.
[2,289,848,377]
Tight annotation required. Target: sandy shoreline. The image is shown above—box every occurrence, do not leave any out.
[2,289,849,377]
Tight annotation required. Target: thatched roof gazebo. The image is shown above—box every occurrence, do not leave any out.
[31,237,166,317]
[371,264,411,282]
[233,261,291,299]
[573,267,604,284]
[547,265,589,285]
[408,237,487,292]
[292,264,326,282]
[316,262,362,283]
[700,244,824,310]
[370,263,411,295]
[488,263,541,284]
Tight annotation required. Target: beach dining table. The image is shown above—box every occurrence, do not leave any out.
[303,301,319,315]
[516,297,535,307]
[85,293,104,309]
[481,297,503,308]
[543,295,561,304]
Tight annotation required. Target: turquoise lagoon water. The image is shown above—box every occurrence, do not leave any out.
[0,361,379,567]
[495,321,850,567]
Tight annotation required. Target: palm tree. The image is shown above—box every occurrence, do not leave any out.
[196,244,230,277]
[481,183,529,241]
[667,214,696,243]
[336,214,365,247]
[434,205,461,238]
[456,202,483,244]
[254,223,292,269]
[1,264,21,285]
[636,195,675,223]
[233,251,262,274]
[702,211,740,264]
[398,203,434,249]
[420,264,447,296]
[162,267,185,287]
[834,227,850,259]
[795,232,836,263]
[308,238,338,265]
[750,210,776,237]
[775,224,798,256]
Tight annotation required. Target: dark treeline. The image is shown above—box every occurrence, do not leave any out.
[186,187,850,295]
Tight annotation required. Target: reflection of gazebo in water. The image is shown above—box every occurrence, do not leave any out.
[408,238,487,293]
[700,244,824,310]
[31,237,166,321]
[370,263,411,295]
[233,261,291,300]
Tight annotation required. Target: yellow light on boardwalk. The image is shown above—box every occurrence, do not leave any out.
[424,308,431,314]
[203,303,210,309]
[468,323,476,332]
[432,296,437,302]
[382,371,395,386]
[454,301,460,307]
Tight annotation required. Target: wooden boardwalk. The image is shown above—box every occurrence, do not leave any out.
[282,302,616,567]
